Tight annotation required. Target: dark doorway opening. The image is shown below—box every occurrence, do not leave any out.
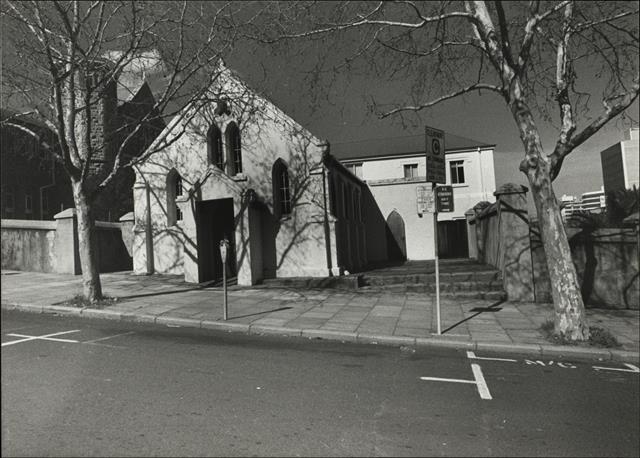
[386,210,407,261]
[437,219,469,259]
[196,198,236,283]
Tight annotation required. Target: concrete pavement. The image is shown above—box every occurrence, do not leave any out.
[1,269,638,362]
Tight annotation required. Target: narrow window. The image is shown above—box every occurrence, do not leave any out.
[225,122,242,175]
[272,159,292,217]
[175,175,183,221]
[450,160,465,184]
[207,124,224,171]
[166,169,184,225]
[42,193,49,218]
[403,163,418,179]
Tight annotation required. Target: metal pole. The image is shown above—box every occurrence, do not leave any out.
[433,183,441,335]
[222,255,228,321]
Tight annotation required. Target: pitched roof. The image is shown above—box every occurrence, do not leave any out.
[331,132,494,161]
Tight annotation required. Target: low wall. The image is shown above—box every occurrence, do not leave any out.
[1,220,57,272]
[468,183,639,309]
[1,209,134,275]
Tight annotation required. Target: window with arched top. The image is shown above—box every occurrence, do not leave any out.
[166,169,183,225]
[225,122,242,175]
[272,159,292,218]
[207,124,224,171]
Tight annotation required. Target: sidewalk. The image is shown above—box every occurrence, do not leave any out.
[2,270,638,362]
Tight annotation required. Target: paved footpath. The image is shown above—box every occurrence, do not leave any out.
[2,270,638,362]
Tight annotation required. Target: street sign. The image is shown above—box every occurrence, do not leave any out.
[426,126,446,184]
[435,185,454,212]
[416,185,435,214]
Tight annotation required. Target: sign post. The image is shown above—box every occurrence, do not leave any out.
[425,127,446,335]
[219,238,229,321]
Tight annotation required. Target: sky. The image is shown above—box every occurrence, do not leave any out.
[226,2,639,202]
[231,56,638,201]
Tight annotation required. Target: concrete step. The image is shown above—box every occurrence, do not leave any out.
[358,285,507,301]
[361,270,501,286]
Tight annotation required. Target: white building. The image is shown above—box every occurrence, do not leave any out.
[601,127,640,194]
[332,133,496,260]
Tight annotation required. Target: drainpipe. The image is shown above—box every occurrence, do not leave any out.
[145,182,154,274]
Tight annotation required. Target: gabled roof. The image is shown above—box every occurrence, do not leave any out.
[331,132,495,161]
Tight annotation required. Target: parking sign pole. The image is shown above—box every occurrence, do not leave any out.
[433,183,441,335]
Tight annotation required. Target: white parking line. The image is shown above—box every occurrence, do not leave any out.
[593,363,639,373]
[420,363,493,400]
[466,351,517,362]
[2,330,80,347]
[83,331,135,344]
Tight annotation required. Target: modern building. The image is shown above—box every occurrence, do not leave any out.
[601,127,639,194]
[580,187,606,213]
[332,133,496,260]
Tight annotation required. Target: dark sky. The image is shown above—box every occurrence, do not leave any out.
[230,53,637,201]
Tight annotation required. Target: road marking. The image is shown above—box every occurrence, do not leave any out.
[471,363,492,400]
[467,351,517,362]
[420,363,492,400]
[2,330,80,347]
[83,331,135,344]
[593,363,639,373]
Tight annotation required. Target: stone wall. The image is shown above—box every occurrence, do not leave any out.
[467,183,639,309]
[1,209,133,274]
[531,225,639,309]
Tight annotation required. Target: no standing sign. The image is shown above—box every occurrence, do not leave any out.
[425,126,446,184]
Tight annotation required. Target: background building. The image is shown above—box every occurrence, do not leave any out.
[332,133,496,260]
[601,127,639,194]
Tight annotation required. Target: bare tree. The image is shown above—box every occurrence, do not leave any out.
[0,0,259,302]
[253,1,639,340]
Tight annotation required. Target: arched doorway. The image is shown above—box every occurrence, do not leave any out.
[386,210,407,261]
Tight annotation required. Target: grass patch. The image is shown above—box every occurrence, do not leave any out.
[61,294,119,310]
[540,319,622,348]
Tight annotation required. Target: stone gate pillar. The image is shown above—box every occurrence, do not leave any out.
[495,183,535,302]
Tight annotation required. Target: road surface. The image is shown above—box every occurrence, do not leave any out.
[2,310,638,457]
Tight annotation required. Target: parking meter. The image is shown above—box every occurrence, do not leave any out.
[219,238,229,320]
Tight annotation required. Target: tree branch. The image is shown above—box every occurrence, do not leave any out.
[379,83,505,118]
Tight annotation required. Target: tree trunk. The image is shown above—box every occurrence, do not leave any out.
[71,179,103,302]
[511,100,589,341]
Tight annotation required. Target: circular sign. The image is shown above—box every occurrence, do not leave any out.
[432,139,441,156]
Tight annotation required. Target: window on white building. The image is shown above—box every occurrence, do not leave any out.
[403,163,418,179]
[450,160,465,184]
[346,162,363,179]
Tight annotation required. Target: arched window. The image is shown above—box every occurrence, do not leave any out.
[272,159,292,218]
[166,169,183,225]
[225,122,242,175]
[207,124,224,171]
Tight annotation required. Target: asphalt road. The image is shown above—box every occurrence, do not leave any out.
[2,309,638,457]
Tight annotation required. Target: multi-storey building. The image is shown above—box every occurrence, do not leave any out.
[332,133,496,260]
[601,127,639,194]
